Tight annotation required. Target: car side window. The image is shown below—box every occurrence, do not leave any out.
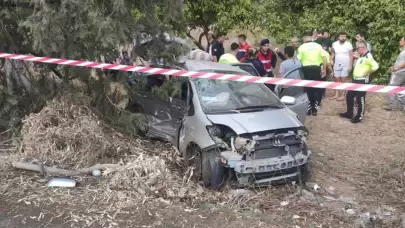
[279,67,305,98]
[279,86,305,98]
[283,67,304,79]
[233,64,258,76]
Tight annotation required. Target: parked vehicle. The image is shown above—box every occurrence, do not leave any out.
[127,60,310,188]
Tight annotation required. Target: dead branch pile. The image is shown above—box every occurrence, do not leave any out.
[17,95,206,201]
[19,95,141,169]
[104,154,206,200]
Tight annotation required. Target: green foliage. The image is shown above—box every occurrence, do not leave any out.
[1,0,186,136]
[151,79,181,101]
[130,76,185,101]
[21,0,183,60]
[258,0,405,84]
[184,0,255,48]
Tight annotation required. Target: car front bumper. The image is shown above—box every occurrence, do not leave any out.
[220,150,311,187]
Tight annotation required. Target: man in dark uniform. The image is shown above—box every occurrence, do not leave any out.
[210,32,226,62]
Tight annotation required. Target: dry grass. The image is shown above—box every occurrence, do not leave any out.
[19,95,138,169]
[104,153,206,200]
[14,94,208,201]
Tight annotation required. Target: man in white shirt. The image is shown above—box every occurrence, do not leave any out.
[331,32,354,101]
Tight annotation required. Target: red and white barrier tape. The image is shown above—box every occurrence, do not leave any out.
[1,52,404,94]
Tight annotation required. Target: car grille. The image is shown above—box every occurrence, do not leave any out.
[240,131,303,159]
[253,144,301,159]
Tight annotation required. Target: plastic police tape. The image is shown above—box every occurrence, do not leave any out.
[1,52,404,94]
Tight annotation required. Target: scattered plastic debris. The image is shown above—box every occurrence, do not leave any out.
[92,169,101,177]
[47,178,76,188]
[345,209,355,215]
[313,184,320,191]
[280,201,289,206]
[382,211,392,216]
[306,182,320,191]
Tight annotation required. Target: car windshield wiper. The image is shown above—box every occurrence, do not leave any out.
[232,104,283,111]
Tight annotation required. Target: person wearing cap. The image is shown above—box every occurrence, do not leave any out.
[339,41,379,123]
[236,34,251,62]
[297,31,327,116]
[243,48,267,76]
[256,39,278,77]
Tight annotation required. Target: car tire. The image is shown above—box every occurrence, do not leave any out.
[201,149,224,189]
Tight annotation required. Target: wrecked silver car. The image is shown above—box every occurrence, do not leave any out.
[127,60,310,188]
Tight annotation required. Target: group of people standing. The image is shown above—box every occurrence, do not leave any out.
[300,30,405,122]
[209,33,282,78]
[198,30,405,124]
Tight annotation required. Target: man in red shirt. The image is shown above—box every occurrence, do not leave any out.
[236,34,251,62]
[256,39,278,78]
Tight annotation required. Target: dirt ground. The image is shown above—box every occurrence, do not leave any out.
[1,92,405,228]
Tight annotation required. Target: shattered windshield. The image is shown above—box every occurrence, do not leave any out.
[192,78,283,114]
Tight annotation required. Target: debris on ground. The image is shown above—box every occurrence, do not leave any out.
[8,95,209,203]
[19,96,138,169]
[47,177,76,188]
[104,153,205,200]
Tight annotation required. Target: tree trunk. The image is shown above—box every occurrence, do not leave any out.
[186,28,205,50]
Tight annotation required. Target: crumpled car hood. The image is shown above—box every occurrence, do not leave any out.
[206,108,303,135]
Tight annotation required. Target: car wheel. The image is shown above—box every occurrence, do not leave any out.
[201,149,224,189]
[186,144,202,181]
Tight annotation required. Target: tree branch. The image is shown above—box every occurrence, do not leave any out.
[186,27,205,50]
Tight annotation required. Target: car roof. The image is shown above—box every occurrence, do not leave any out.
[184,60,251,75]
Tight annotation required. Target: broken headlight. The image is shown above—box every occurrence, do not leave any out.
[206,125,234,150]
[207,125,222,139]
[297,126,309,137]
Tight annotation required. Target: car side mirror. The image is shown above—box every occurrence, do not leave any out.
[280,96,296,105]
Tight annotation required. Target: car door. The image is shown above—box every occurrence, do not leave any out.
[275,67,309,123]
[231,63,259,76]
[174,80,192,150]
